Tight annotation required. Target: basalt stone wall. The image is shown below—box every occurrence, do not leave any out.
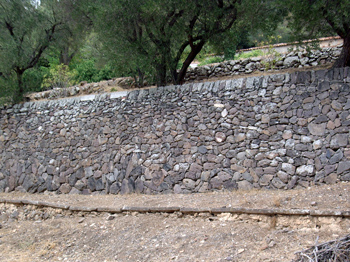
[184,46,342,82]
[1,68,350,195]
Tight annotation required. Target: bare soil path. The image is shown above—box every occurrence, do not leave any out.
[0,182,349,261]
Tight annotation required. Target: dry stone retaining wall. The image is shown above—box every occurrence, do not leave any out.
[185,46,342,82]
[29,46,342,102]
[1,67,350,195]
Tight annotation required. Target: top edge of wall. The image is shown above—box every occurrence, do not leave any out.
[1,67,349,112]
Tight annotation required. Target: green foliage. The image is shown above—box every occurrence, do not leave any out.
[281,0,350,67]
[0,64,48,103]
[197,48,277,68]
[22,67,46,92]
[92,0,271,86]
[255,35,282,48]
[234,50,264,60]
[73,59,98,83]
[198,56,224,66]
[273,21,293,44]
[0,0,80,104]
[236,30,256,50]
[223,48,237,61]
[0,74,17,105]
[261,49,282,70]
[206,28,241,60]
[66,33,117,84]
[95,64,115,82]
[259,36,283,70]
[282,0,333,39]
[71,58,116,83]
[7,0,348,104]
[42,64,78,89]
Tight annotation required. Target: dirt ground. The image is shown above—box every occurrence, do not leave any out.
[0,182,349,262]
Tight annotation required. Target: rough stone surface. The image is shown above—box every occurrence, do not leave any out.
[215,132,226,143]
[337,161,350,174]
[330,134,349,149]
[27,46,342,101]
[237,180,253,190]
[296,165,314,176]
[324,173,338,184]
[1,66,350,194]
[281,163,296,175]
[283,56,299,67]
[308,123,326,136]
[59,184,72,194]
[260,175,274,186]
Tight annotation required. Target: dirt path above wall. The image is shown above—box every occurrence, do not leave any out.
[0,182,349,261]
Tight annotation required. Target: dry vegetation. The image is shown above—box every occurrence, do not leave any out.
[293,234,350,262]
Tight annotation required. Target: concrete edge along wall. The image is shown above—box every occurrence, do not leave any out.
[0,67,350,195]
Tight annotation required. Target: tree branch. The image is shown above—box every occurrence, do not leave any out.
[217,0,224,8]
[168,9,184,27]
[174,40,190,69]
[25,22,63,71]
[176,39,205,84]
[342,15,350,36]
[145,26,163,47]
[321,6,345,38]
[5,21,14,37]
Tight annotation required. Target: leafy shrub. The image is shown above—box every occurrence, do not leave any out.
[0,74,17,105]
[95,64,115,82]
[42,64,78,89]
[23,67,46,92]
[223,47,236,60]
[73,59,98,83]
[0,68,47,105]
[73,59,116,83]
[260,46,282,70]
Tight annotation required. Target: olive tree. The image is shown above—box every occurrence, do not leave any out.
[0,0,79,103]
[94,0,280,86]
[283,0,350,68]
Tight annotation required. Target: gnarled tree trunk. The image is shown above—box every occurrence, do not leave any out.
[59,45,77,66]
[175,41,205,85]
[155,59,167,87]
[333,35,350,68]
[15,69,25,103]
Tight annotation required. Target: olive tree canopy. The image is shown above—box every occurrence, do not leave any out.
[93,0,281,86]
[283,0,350,68]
